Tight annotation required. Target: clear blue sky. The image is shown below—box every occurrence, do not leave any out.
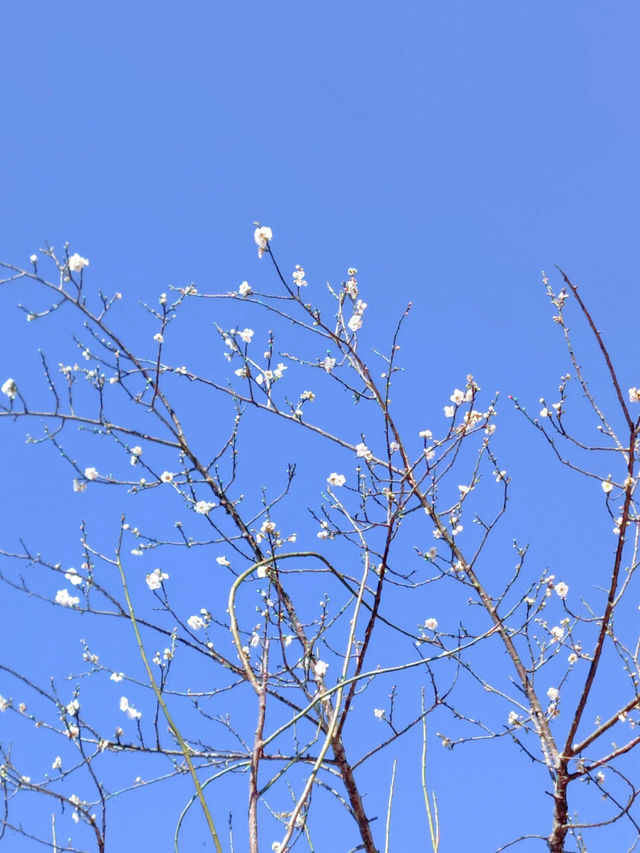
[2,3,640,851]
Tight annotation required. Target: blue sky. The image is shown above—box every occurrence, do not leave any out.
[2,2,640,851]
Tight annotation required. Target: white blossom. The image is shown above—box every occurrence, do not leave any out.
[216,556,231,567]
[84,467,98,481]
[254,226,273,258]
[52,756,62,770]
[355,442,373,461]
[444,405,455,418]
[348,313,363,332]
[65,568,83,586]
[187,615,205,631]
[629,387,640,403]
[327,472,346,487]
[55,589,80,608]
[554,581,569,599]
[195,500,215,515]
[238,281,252,297]
[1,378,17,400]
[110,672,124,682]
[153,332,164,344]
[0,695,11,711]
[374,708,385,720]
[320,356,336,373]
[239,328,254,344]
[292,265,307,287]
[119,696,142,720]
[601,480,614,494]
[424,618,438,631]
[68,253,89,272]
[146,569,169,591]
[313,660,329,679]
[547,687,559,702]
[507,710,520,726]
[160,471,173,483]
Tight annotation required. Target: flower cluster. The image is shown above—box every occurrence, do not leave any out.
[254,226,272,259]
[292,265,307,287]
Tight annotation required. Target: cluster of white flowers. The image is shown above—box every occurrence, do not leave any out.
[292,265,307,287]
[327,472,346,487]
[130,446,143,466]
[550,625,564,642]
[194,500,215,515]
[344,268,358,299]
[55,589,80,608]
[254,226,272,258]
[629,387,640,403]
[355,442,373,462]
[65,567,82,586]
[546,686,559,703]
[347,298,367,333]
[68,253,90,273]
[320,356,336,373]
[450,388,472,405]
[313,660,329,679]
[1,378,17,400]
[146,569,169,591]
[119,696,142,720]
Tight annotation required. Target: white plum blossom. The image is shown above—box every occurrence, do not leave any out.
[55,589,80,608]
[68,253,89,272]
[348,313,363,332]
[374,708,385,720]
[65,568,82,586]
[292,265,307,287]
[84,467,98,481]
[238,328,254,344]
[568,652,578,665]
[320,356,336,373]
[146,569,169,591]
[450,388,471,405]
[419,429,432,439]
[187,615,206,631]
[554,581,569,599]
[327,472,346,487]
[355,442,373,461]
[216,556,231,567]
[629,387,640,403]
[254,226,273,258]
[547,687,559,702]
[602,479,614,494]
[260,520,277,536]
[508,710,520,726]
[389,440,400,453]
[0,695,10,712]
[539,407,550,418]
[110,672,124,682]
[458,485,470,497]
[66,699,80,716]
[160,471,173,483]
[30,254,38,264]
[238,281,252,297]
[550,625,565,642]
[52,756,62,770]
[444,405,455,418]
[153,333,164,344]
[424,618,438,631]
[194,500,215,515]
[1,378,17,399]
[119,696,142,720]
[313,660,329,679]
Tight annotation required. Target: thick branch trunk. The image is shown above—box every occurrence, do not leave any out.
[332,737,378,853]
[548,775,569,853]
